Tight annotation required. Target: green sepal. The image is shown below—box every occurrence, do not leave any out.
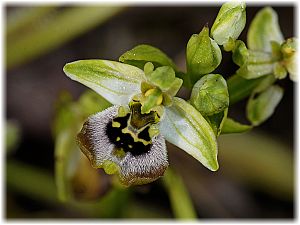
[119,44,178,71]
[190,74,229,116]
[236,51,274,79]
[247,85,284,126]
[63,60,146,105]
[221,117,252,134]
[211,1,246,46]
[186,26,222,83]
[247,7,284,52]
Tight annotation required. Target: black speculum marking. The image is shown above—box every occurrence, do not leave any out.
[138,127,151,142]
[105,114,152,157]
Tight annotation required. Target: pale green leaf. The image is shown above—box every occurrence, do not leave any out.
[247,7,284,52]
[63,60,146,105]
[159,97,218,171]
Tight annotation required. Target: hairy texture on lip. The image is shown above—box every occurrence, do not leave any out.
[77,105,168,186]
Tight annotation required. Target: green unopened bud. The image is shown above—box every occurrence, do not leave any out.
[190,74,229,116]
[211,1,246,46]
[186,26,222,83]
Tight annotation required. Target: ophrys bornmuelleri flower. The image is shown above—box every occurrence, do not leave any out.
[63,60,218,186]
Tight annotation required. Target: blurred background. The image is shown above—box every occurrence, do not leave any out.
[5,3,295,219]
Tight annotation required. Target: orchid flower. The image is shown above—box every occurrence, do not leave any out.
[63,59,218,186]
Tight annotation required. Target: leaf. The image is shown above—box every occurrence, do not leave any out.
[63,60,146,105]
[163,168,197,219]
[159,97,218,171]
[211,1,246,46]
[7,7,123,69]
[119,44,178,70]
[205,108,228,136]
[221,117,252,134]
[186,26,222,83]
[247,85,284,126]
[190,74,229,116]
[247,7,284,52]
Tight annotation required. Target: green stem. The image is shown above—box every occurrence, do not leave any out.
[162,168,197,219]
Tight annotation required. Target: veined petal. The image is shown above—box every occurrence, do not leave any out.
[159,97,218,171]
[77,105,168,186]
[63,60,146,105]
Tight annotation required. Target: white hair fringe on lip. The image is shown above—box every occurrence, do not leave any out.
[77,105,168,186]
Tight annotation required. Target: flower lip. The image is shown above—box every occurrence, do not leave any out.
[77,105,168,186]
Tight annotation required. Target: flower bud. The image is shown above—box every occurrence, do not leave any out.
[186,26,222,82]
[211,1,246,46]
